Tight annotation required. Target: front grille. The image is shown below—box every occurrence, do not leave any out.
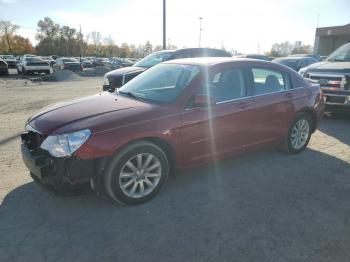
[326,96,346,104]
[309,75,342,81]
[308,74,342,88]
[21,131,45,151]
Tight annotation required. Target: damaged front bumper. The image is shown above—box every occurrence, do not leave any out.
[20,132,105,193]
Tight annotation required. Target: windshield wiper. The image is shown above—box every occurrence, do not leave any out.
[118,91,145,102]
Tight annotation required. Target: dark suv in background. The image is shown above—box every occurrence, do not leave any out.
[272,56,318,72]
[102,48,231,91]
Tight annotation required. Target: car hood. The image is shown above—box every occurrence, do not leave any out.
[105,66,146,77]
[306,61,350,73]
[27,92,152,135]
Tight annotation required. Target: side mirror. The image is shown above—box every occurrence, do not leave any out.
[193,94,216,107]
[103,85,116,92]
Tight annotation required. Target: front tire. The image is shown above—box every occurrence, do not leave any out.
[282,112,312,154]
[104,141,169,205]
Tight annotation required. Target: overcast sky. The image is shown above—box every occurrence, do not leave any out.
[1,0,349,53]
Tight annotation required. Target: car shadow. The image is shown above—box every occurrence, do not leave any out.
[1,148,350,261]
[0,132,22,146]
[319,114,350,146]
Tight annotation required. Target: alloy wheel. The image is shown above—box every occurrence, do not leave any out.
[119,153,162,198]
[290,119,310,150]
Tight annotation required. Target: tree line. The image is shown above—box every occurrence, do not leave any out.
[0,17,313,58]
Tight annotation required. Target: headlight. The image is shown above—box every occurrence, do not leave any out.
[103,76,109,85]
[40,129,91,157]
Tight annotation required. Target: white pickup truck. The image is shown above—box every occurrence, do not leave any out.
[17,55,51,75]
[299,43,350,113]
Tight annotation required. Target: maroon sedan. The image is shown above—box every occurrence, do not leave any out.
[21,58,324,205]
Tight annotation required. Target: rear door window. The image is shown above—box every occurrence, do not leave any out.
[251,68,290,95]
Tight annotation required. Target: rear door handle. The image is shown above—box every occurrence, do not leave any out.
[238,101,251,109]
[285,93,295,99]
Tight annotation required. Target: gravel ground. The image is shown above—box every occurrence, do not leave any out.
[0,76,349,262]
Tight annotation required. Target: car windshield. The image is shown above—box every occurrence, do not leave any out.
[3,55,15,59]
[63,58,78,62]
[327,44,350,62]
[118,63,200,103]
[133,52,174,68]
[26,57,44,62]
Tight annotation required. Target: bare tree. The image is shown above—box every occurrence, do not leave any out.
[0,20,20,53]
[103,35,114,46]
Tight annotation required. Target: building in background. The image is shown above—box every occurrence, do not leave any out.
[314,23,350,56]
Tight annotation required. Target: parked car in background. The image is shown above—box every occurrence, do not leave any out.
[91,57,110,67]
[0,58,9,76]
[40,56,56,67]
[119,58,135,67]
[235,54,271,61]
[21,57,324,205]
[103,48,232,91]
[127,58,140,63]
[299,43,350,113]
[288,54,321,61]
[54,57,83,72]
[81,58,95,68]
[272,56,318,72]
[0,54,17,68]
[17,55,51,75]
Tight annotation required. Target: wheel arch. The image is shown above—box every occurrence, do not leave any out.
[136,137,177,177]
[104,136,178,177]
[297,107,317,133]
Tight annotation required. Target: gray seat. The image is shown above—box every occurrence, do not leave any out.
[213,70,243,101]
[265,75,282,93]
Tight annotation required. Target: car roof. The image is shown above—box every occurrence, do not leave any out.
[154,47,230,54]
[163,57,269,67]
[273,56,312,61]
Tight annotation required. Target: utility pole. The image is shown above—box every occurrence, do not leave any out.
[79,24,82,62]
[199,17,203,48]
[316,14,320,28]
[163,0,166,50]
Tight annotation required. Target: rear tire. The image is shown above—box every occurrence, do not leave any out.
[281,112,312,154]
[104,140,169,205]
